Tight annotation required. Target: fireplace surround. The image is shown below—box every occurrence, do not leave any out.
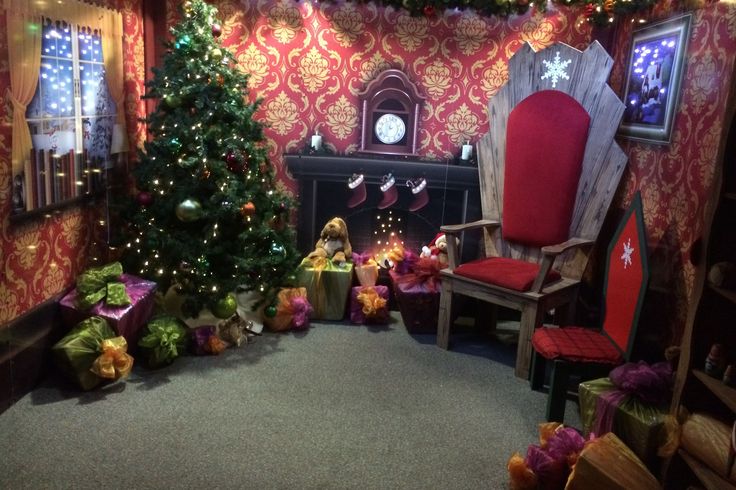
[285,154,482,262]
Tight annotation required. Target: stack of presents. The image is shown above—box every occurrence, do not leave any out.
[51,216,445,391]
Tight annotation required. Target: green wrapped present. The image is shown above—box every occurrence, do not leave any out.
[138,315,188,368]
[52,316,119,390]
[297,259,353,321]
[75,262,131,310]
[579,377,668,468]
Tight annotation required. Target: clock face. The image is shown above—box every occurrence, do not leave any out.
[374,113,406,145]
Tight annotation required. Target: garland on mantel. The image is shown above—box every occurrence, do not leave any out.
[312,0,662,26]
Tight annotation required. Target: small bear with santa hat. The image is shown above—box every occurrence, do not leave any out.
[421,233,453,266]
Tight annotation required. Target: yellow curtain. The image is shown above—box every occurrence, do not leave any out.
[4,3,41,177]
[3,0,128,174]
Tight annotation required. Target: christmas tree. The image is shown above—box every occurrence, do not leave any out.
[120,0,300,318]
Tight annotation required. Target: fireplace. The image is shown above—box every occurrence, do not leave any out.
[285,154,482,262]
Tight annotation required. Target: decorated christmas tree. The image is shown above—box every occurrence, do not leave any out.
[120,0,299,318]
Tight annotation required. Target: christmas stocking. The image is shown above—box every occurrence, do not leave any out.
[347,173,366,208]
[377,173,398,209]
[407,177,428,212]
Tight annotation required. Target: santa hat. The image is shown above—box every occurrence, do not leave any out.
[428,232,445,248]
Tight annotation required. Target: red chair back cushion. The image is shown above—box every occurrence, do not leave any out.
[502,90,590,247]
[601,196,648,355]
[531,326,623,364]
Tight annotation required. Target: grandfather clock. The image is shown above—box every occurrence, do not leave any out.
[358,69,425,156]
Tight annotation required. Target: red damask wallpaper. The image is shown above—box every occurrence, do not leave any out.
[0,0,147,325]
[608,1,736,344]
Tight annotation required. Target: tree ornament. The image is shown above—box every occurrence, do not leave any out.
[211,23,222,38]
[226,152,242,173]
[603,0,614,12]
[423,5,435,16]
[212,293,238,319]
[183,1,193,12]
[163,94,181,109]
[175,35,191,50]
[176,198,204,222]
[211,48,223,61]
[179,260,192,272]
[240,201,256,217]
[265,304,278,318]
[216,73,225,86]
[200,167,211,180]
[270,242,286,256]
[270,215,286,231]
[137,191,153,206]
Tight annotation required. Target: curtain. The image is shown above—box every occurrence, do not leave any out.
[3,0,128,171]
[4,4,41,178]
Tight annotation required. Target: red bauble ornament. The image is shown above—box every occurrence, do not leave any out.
[423,5,435,17]
[137,191,153,206]
[211,23,222,38]
[226,152,243,173]
[240,201,256,217]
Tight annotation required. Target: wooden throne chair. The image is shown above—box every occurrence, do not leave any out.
[437,41,627,379]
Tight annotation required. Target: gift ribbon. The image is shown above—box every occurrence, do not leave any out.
[394,257,442,292]
[356,286,387,318]
[593,361,672,436]
[352,252,377,267]
[90,336,133,380]
[139,316,187,363]
[76,262,132,310]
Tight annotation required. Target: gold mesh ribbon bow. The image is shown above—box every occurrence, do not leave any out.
[357,287,387,318]
[90,337,134,380]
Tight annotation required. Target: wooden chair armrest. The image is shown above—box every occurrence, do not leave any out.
[541,237,594,257]
[441,220,500,270]
[531,238,594,293]
[441,219,500,236]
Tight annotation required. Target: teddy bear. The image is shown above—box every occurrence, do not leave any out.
[421,233,455,266]
[307,217,352,266]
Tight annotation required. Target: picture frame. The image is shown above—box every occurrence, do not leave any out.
[618,13,692,144]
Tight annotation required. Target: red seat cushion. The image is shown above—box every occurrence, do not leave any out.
[531,326,623,364]
[453,257,561,292]
[503,90,590,247]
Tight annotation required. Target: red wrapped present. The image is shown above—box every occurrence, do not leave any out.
[389,258,441,334]
[350,285,389,324]
[60,272,157,345]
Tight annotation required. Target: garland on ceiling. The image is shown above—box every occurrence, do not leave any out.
[311,0,662,26]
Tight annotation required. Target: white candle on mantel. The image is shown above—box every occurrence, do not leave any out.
[461,142,473,160]
[311,133,322,151]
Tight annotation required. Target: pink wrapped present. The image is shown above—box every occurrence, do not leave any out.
[350,285,389,324]
[60,273,157,344]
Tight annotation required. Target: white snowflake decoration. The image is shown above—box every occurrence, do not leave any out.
[541,52,572,88]
[620,238,634,269]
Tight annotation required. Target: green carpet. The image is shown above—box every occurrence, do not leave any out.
[0,313,580,489]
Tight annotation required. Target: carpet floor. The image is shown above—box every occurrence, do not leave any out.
[0,313,581,489]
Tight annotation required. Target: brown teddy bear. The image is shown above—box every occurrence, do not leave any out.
[307,217,352,265]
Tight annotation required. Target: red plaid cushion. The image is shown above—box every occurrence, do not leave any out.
[454,257,561,292]
[532,326,623,364]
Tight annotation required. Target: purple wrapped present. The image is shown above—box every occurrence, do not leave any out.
[60,273,157,344]
[350,285,389,324]
[389,264,440,334]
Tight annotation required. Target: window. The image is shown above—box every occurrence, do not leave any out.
[26,18,116,160]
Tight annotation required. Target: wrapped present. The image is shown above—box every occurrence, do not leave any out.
[263,287,312,332]
[217,314,255,346]
[60,263,157,344]
[297,258,353,321]
[578,361,671,468]
[138,315,188,368]
[190,325,226,355]
[565,433,660,490]
[52,316,133,390]
[353,252,379,287]
[350,285,389,324]
[389,258,442,333]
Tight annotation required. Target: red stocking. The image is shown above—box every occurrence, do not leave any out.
[407,177,428,212]
[347,173,366,208]
[378,173,398,209]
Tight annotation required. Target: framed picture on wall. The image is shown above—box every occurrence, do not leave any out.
[618,13,692,144]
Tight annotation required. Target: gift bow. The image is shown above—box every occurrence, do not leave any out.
[76,262,131,310]
[290,296,312,330]
[357,287,387,318]
[353,252,377,267]
[90,336,133,380]
[395,257,442,292]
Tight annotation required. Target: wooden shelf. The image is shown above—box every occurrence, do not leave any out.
[679,449,736,490]
[693,369,736,413]
[709,283,736,305]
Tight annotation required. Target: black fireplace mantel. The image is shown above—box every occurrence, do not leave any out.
[284,153,482,259]
[284,154,479,190]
